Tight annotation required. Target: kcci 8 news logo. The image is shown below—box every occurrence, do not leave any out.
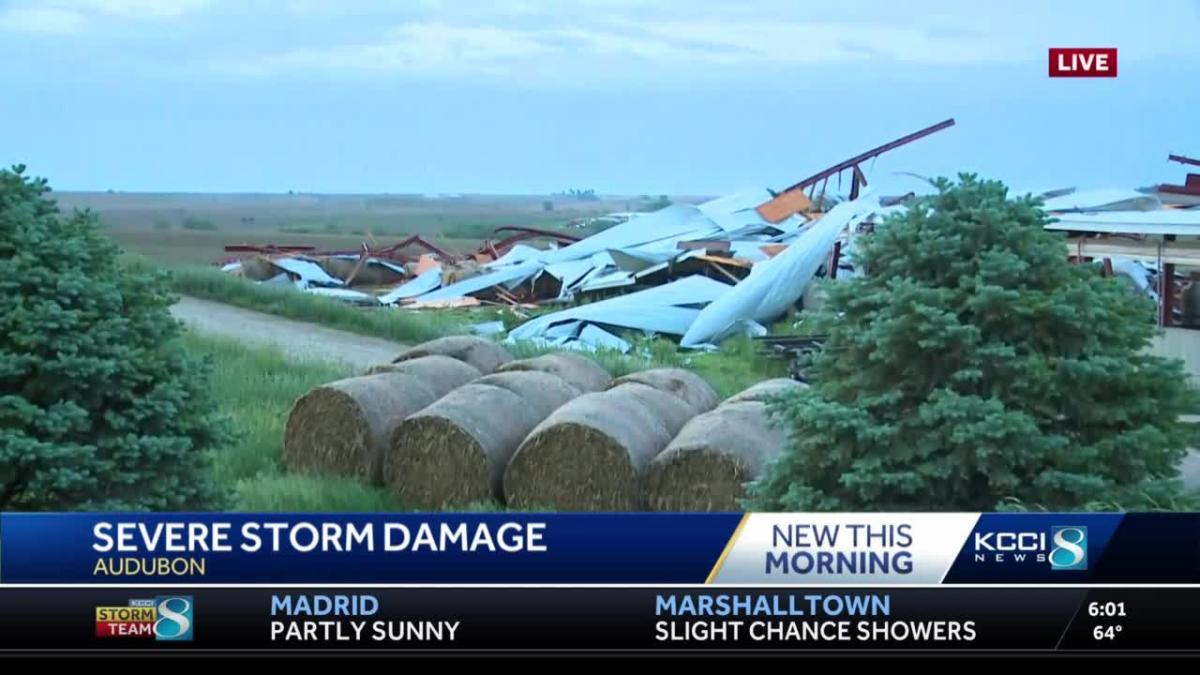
[973,525,1088,571]
[95,596,193,641]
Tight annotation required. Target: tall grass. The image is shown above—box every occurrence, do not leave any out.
[185,331,403,511]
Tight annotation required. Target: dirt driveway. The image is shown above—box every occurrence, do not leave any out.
[171,296,404,370]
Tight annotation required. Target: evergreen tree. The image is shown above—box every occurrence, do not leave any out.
[0,166,228,510]
[749,175,1197,511]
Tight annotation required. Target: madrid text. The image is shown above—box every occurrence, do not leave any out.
[269,594,460,644]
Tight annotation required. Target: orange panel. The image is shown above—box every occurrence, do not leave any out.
[756,189,813,223]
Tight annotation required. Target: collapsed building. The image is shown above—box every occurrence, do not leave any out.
[216,121,1200,352]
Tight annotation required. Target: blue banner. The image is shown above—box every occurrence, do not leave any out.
[0,513,741,584]
[2,512,1198,585]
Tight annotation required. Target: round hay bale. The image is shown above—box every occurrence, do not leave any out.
[283,372,440,483]
[386,372,581,509]
[608,382,696,437]
[611,368,719,414]
[496,353,612,392]
[473,371,582,417]
[393,336,513,374]
[645,401,787,512]
[363,354,482,384]
[284,356,480,483]
[723,378,807,405]
[504,388,673,511]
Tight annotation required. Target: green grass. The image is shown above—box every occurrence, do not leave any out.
[186,331,403,511]
[504,334,787,399]
[163,262,465,345]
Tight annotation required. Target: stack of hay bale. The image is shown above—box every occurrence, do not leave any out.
[645,378,806,511]
[282,336,513,483]
[282,334,804,513]
[503,368,720,511]
[385,353,613,509]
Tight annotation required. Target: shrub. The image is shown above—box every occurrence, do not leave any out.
[749,175,1198,511]
[0,166,229,510]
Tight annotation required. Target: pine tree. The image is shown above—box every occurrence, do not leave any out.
[748,175,1198,511]
[0,166,228,510]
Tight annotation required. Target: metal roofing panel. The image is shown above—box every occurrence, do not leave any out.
[487,243,543,268]
[270,257,343,287]
[682,196,878,347]
[306,287,380,304]
[1042,189,1161,213]
[378,266,442,304]
[508,275,731,343]
[538,204,718,264]
[412,263,540,302]
[699,188,800,233]
[578,324,633,352]
[1046,210,1200,235]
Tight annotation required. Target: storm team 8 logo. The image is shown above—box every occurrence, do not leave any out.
[96,596,193,641]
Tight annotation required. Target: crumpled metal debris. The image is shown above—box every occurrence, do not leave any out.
[217,119,961,346]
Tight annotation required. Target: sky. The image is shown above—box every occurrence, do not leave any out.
[0,0,1198,196]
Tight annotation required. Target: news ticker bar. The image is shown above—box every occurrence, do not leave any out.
[2,512,1198,584]
[0,586,1196,653]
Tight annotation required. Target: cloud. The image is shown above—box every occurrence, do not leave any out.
[223,16,1031,81]
[6,0,1199,84]
[232,22,555,77]
[0,0,207,35]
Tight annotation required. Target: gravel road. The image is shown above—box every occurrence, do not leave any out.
[171,295,404,370]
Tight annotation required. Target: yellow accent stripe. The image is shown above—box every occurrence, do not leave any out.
[705,513,750,584]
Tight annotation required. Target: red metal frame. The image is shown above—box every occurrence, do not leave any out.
[778,118,956,201]
[480,226,582,258]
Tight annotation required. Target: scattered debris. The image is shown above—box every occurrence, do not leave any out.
[216,121,1200,348]
[1158,154,1200,206]
[214,120,959,349]
[681,197,879,347]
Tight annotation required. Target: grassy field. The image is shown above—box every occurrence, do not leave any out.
[109,228,486,265]
[189,331,403,511]
[72,190,671,265]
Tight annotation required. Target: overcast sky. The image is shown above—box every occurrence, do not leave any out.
[1,0,1198,195]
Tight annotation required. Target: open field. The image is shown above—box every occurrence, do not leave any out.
[68,190,687,265]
